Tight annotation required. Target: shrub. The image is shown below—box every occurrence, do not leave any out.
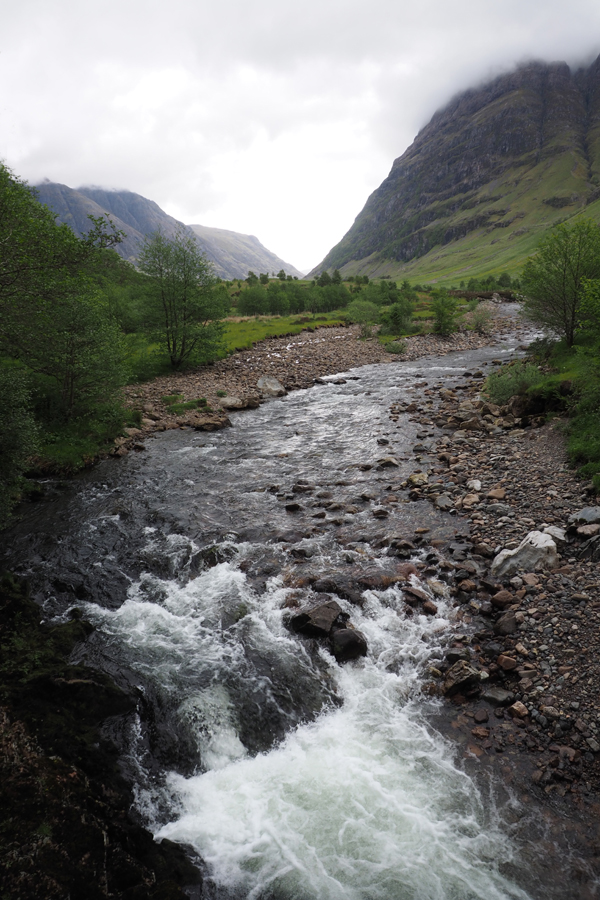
[485,360,544,405]
[346,300,379,338]
[431,291,457,334]
[386,340,407,354]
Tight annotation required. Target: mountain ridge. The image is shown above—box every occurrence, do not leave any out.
[33,182,304,280]
[311,55,600,283]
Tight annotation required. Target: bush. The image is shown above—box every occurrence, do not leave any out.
[346,300,379,337]
[485,360,544,405]
[0,370,38,527]
[469,301,495,334]
[431,292,457,334]
[380,298,414,335]
[385,340,407,354]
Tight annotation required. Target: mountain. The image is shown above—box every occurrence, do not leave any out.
[311,56,600,284]
[34,182,304,280]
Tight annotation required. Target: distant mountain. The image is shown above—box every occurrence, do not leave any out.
[311,55,600,283]
[34,182,303,280]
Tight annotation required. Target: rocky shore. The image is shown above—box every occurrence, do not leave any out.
[117,315,519,454]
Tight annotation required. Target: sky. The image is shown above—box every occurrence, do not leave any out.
[1,2,600,273]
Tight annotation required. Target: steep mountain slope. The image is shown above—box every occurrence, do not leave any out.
[312,56,600,283]
[34,182,303,280]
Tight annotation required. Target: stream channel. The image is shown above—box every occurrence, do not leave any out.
[3,328,596,900]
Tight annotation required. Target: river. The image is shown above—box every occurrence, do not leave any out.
[3,333,595,899]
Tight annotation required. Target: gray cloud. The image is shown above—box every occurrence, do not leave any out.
[1,0,599,271]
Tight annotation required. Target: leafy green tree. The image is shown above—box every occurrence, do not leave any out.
[346,299,379,337]
[317,270,332,287]
[380,297,414,335]
[246,271,259,285]
[139,229,227,368]
[259,272,270,285]
[277,269,286,281]
[331,269,342,285]
[0,369,38,527]
[522,219,600,347]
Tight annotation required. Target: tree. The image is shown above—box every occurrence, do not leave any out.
[430,290,457,334]
[0,369,38,527]
[0,164,126,420]
[317,270,332,287]
[346,299,379,337]
[139,229,227,368]
[522,219,600,347]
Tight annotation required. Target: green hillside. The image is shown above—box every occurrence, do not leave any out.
[312,57,600,285]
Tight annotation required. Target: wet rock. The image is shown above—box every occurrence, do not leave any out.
[490,531,558,577]
[312,575,364,606]
[377,456,400,468]
[422,600,438,616]
[408,473,428,487]
[443,660,481,696]
[497,654,518,671]
[257,375,286,396]
[285,502,302,512]
[372,507,389,518]
[481,686,515,706]
[435,493,454,511]
[474,708,489,723]
[290,599,343,637]
[330,627,368,662]
[494,611,518,636]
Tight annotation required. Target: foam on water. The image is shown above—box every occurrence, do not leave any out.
[83,547,533,900]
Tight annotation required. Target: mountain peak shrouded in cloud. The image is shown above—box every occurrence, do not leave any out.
[309,55,600,282]
[34,182,304,280]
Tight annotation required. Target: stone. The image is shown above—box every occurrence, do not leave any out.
[330,627,368,662]
[508,701,528,718]
[586,737,600,753]
[435,493,454,511]
[290,600,343,637]
[497,654,518,671]
[443,660,481,696]
[480,686,514,706]
[568,507,600,526]
[474,708,489,723]
[377,456,400,468]
[487,487,507,500]
[473,542,494,558]
[490,531,558,578]
[313,576,364,606]
[372,507,389,518]
[577,523,600,537]
[285,502,302,512]
[490,589,514,609]
[462,493,480,509]
[422,600,438,616]
[544,525,567,543]
[493,611,518,636]
[257,375,286,397]
[540,705,560,720]
[219,396,246,409]
[466,479,482,491]
[408,473,428,487]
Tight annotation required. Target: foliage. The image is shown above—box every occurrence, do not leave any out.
[138,228,227,368]
[430,290,457,334]
[385,340,407,354]
[380,297,414,334]
[469,301,495,334]
[521,219,600,347]
[0,370,38,526]
[345,299,379,337]
[484,360,544,405]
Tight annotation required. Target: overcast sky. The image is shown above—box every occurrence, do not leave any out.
[1,1,600,273]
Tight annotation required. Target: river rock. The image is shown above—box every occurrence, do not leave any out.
[330,627,368,662]
[377,456,400,468]
[435,493,454,511]
[568,507,600,526]
[481,686,514,706]
[544,525,567,543]
[290,599,343,637]
[490,531,558,577]
[408,473,428,487]
[257,375,286,397]
[312,575,364,606]
[493,611,518,636]
[443,660,481,696]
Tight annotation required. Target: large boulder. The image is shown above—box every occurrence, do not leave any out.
[257,375,286,397]
[330,627,368,662]
[568,507,600,526]
[490,531,558,577]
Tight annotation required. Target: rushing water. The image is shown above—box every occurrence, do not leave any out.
[4,333,590,899]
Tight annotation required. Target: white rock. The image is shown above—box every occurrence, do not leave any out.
[543,525,567,543]
[466,479,482,491]
[491,531,558,578]
[257,375,286,397]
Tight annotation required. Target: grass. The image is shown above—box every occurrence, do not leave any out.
[221,312,345,353]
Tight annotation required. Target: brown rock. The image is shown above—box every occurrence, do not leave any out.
[487,487,507,500]
[474,708,489,723]
[490,589,514,609]
[508,701,528,718]
[290,600,342,637]
[497,654,518,671]
[443,660,481,696]
[471,726,490,739]
[494,611,518,636]
[422,600,438,616]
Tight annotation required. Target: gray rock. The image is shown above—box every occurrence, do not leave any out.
[257,375,286,397]
[544,525,567,543]
[435,493,454,511]
[220,396,246,409]
[568,507,600,526]
[481,686,515,706]
[491,531,558,578]
[377,456,400,468]
[290,600,343,637]
[330,627,368,662]
[443,660,481,696]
